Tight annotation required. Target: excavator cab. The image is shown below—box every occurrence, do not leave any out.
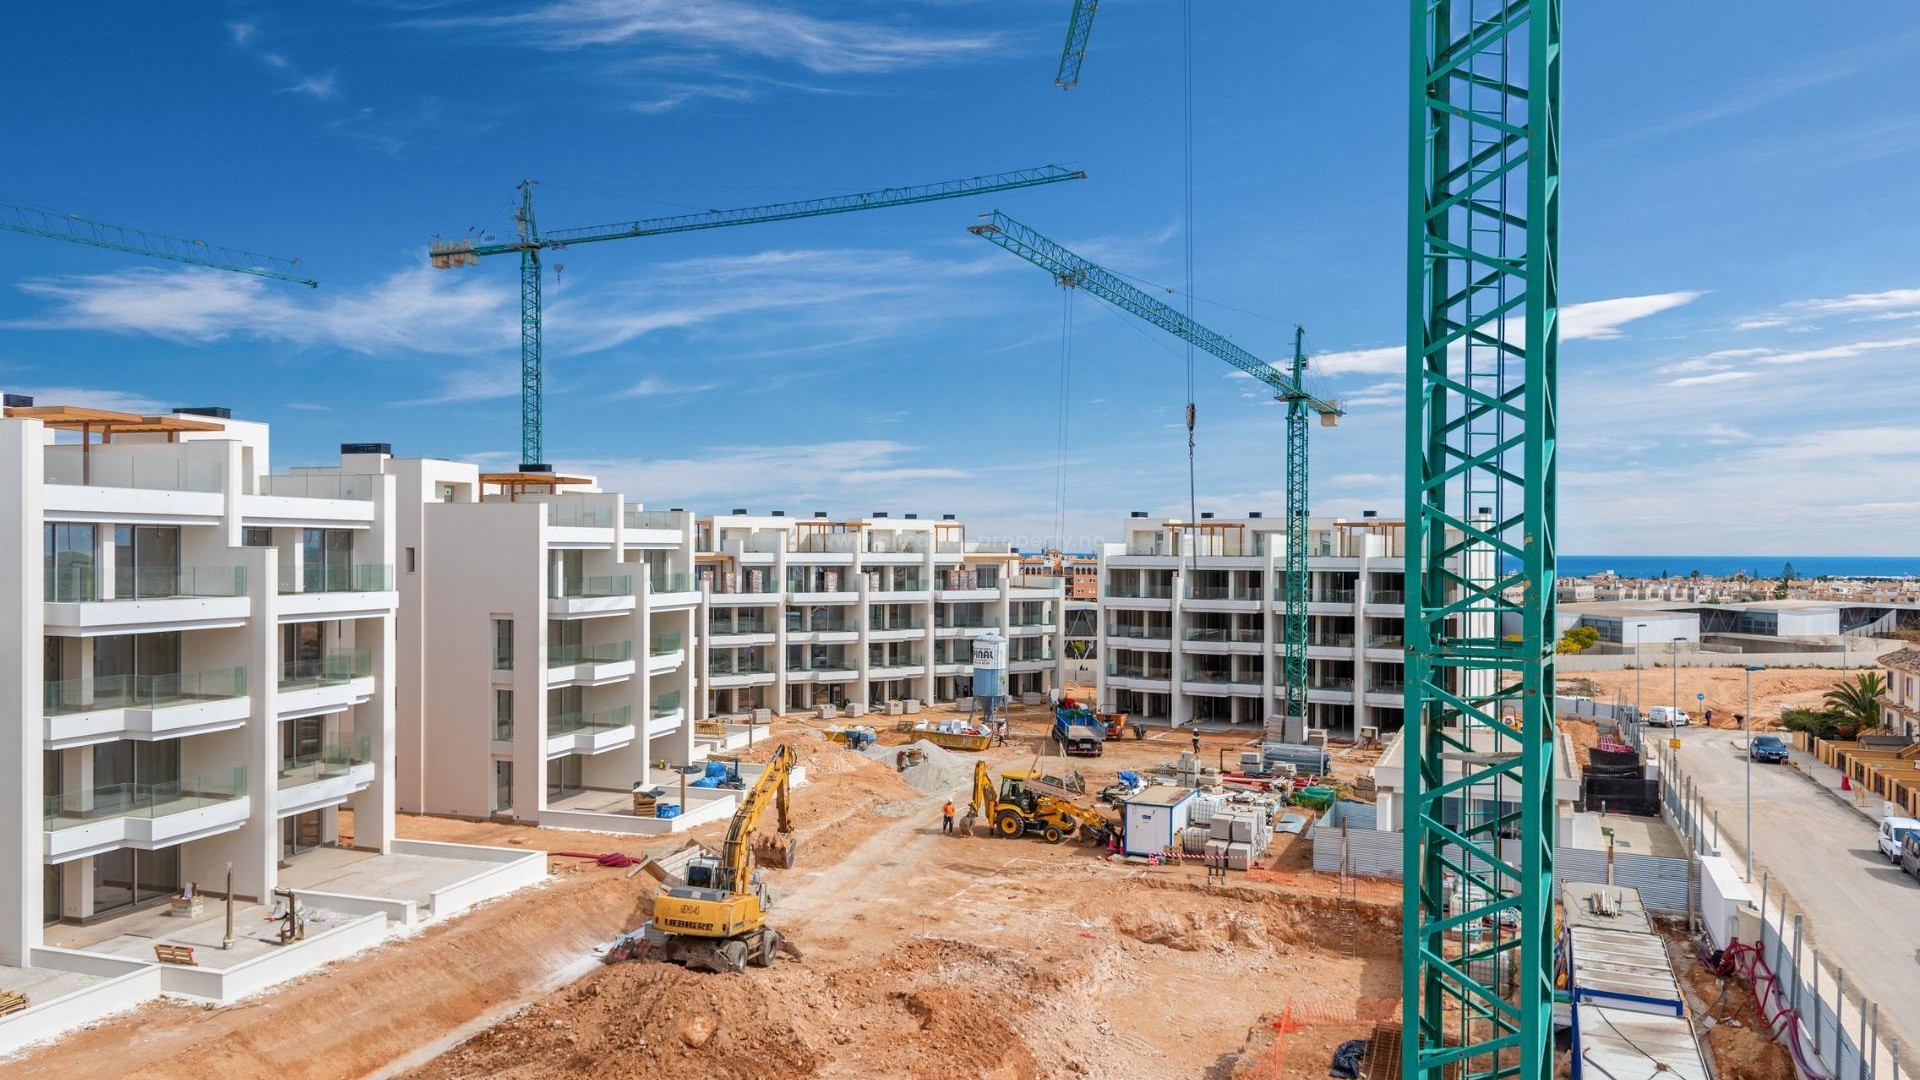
[998,774,1039,815]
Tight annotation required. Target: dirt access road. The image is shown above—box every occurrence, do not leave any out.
[1572,667,1853,728]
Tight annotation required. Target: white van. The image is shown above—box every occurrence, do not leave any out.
[1877,816,1920,863]
[1646,706,1690,728]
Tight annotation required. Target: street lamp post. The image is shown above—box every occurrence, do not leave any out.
[1743,663,1767,881]
[1672,637,1685,722]
[1634,622,1648,718]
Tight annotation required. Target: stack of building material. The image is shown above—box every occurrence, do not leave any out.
[1205,806,1273,869]
[631,785,665,817]
[1262,742,1331,776]
[1558,880,1704,1079]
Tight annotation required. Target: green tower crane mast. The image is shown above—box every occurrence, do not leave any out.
[1403,4,1560,1080]
[0,199,317,287]
[968,211,1340,724]
[430,165,1087,468]
[1054,0,1099,89]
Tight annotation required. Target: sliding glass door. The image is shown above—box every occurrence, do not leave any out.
[114,525,181,599]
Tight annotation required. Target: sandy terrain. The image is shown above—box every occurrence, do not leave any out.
[1569,668,1855,729]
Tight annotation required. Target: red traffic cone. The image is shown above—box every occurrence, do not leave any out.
[1841,774,1852,792]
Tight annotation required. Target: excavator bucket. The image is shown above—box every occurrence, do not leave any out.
[754,835,799,869]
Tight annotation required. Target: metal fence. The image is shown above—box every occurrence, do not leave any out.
[1654,740,1906,1080]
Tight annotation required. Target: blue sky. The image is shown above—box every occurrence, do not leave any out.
[4,2,1919,554]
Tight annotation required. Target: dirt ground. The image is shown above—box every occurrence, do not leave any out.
[1677,942,1796,1080]
[1567,668,1853,730]
[10,698,1404,1080]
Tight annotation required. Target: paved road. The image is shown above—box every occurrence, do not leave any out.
[1669,725,1920,1061]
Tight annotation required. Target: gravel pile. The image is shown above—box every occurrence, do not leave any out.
[861,739,974,797]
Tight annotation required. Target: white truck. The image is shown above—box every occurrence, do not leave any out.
[1645,705,1690,728]
[1876,815,1920,863]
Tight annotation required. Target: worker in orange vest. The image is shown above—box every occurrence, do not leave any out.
[941,799,956,835]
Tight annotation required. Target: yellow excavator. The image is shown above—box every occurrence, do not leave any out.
[604,744,802,974]
[959,760,1115,845]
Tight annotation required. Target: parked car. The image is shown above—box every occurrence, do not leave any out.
[1748,734,1789,764]
[1646,706,1691,728]
[1903,832,1920,882]
[1877,815,1920,863]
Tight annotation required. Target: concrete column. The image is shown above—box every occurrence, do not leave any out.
[0,420,46,961]
[855,574,874,706]
[629,585,651,789]
[694,585,710,725]
[347,607,397,853]
[676,616,697,765]
[1094,553,1109,710]
[1170,564,1189,728]
[237,545,279,902]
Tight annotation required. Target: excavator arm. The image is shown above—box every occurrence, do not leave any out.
[718,744,797,894]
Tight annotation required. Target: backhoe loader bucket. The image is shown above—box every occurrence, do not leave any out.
[754,835,799,869]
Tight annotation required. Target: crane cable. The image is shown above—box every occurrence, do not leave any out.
[1054,286,1076,550]
[1181,0,1198,573]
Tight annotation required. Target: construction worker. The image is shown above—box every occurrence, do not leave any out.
[1190,724,1201,756]
[941,798,956,835]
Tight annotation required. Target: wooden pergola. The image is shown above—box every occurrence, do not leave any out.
[5,404,225,485]
[478,471,592,501]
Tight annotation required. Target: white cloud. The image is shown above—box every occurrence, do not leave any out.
[1735,317,1791,331]
[622,375,721,398]
[1751,335,1920,366]
[1665,371,1754,387]
[1561,292,1703,341]
[418,0,998,76]
[284,402,331,412]
[4,386,166,413]
[571,440,969,510]
[1797,287,1920,314]
[1311,346,1400,377]
[280,71,340,101]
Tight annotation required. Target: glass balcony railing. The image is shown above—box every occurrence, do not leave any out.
[1310,676,1356,691]
[1184,670,1262,686]
[1187,585,1263,601]
[932,620,992,630]
[1365,635,1406,649]
[1371,681,1406,695]
[493,715,514,741]
[1314,589,1358,604]
[551,575,633,600]
[1106,663,1171,680]
[46,564,97,602]
[1369,590,1405,604]
[649,691,683,719]
[1184,628,1265,643]
[708,658,774,676]
[43,769,248,830]
[1309,633,1356,647]
[278,650,374,690]
[649,572,694,594]
[45,450,223,493]
[547,640,633,667]
[278,737,372,788]
[549,706,633,738]
[710,620,772,635]
[261,474,377,500]
[44,666,248,716]
[547,503,614,528]
[1104,585,1174,599]
[625,509,684,530]
[649,631,684,656]
[871,621,926,632]
[1108,625,1171,640]
[280,563,392,595]
[107,566,248,600]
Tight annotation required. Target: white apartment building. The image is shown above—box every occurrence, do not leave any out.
[695,512,1067,715]
[1097,512,1421,734]
[306,459,704,828]
[3,402,400,959]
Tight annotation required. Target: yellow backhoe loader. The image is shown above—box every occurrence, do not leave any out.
[958,760,1115,845]
[604,744,802,973]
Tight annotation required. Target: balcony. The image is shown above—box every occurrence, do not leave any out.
[647,692,684,737]
[624,508,686,544]
[277,738,377,815]
[549,574,635,618]
[547,503,614,529]
[45,566,250,634]
[277,650,375,717]
[547,706,635,756]
[1312,589,1358,605]
[43,769,250,862]
[44,667,250,748]
[1106,663,1171,684]
[1368,590,1405,605]
[1184,627,1265,644]
[1186,585,1263,603]
[547,640,635,686]
[707,657,775,687]
[708,619,774,642]
[1107,624,1171,641]
[278,563,396,620]
[647,631,686,672]
[247,474,378,527]
[647,571,701,608]
[1310,676,1355,691]
[1183,670,1262,688]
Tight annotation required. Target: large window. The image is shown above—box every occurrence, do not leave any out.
[493,689,514,741]
[43,523,97,602]
[545,754,582,800]
[492,618,514,670]
[94,632,181,705]
[301,528,354,591]
[92,847,180,915]
[114,525,181,599]
[493,761,513,813]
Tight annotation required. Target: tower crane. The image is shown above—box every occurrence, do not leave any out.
[1054,0,1099,89]
[429,165,1086,468]
[967,210,1340,728]
[0,199,316,287]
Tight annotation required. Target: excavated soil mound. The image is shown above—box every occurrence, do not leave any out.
[862,738,972,797]
[1112,910,1270,953]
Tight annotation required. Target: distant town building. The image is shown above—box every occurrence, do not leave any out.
[1019,548,1099,601]
[1880,647,1920,738]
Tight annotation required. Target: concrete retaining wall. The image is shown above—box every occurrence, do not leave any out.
[389,839,548,918]
[155,912,390,1002]
[0,949,163,1056]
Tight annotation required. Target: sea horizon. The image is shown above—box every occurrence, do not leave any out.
[1555,554,1920,579]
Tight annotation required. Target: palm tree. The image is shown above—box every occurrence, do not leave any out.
[1822,672,1886,735]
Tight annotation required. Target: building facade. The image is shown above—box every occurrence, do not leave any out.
[696,512,1066,714]
[1018,549,1099,601]
[1097,512,1430,735]
[1880,647,1920,738]
[6,403,398,962]
[310,458,703,826]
